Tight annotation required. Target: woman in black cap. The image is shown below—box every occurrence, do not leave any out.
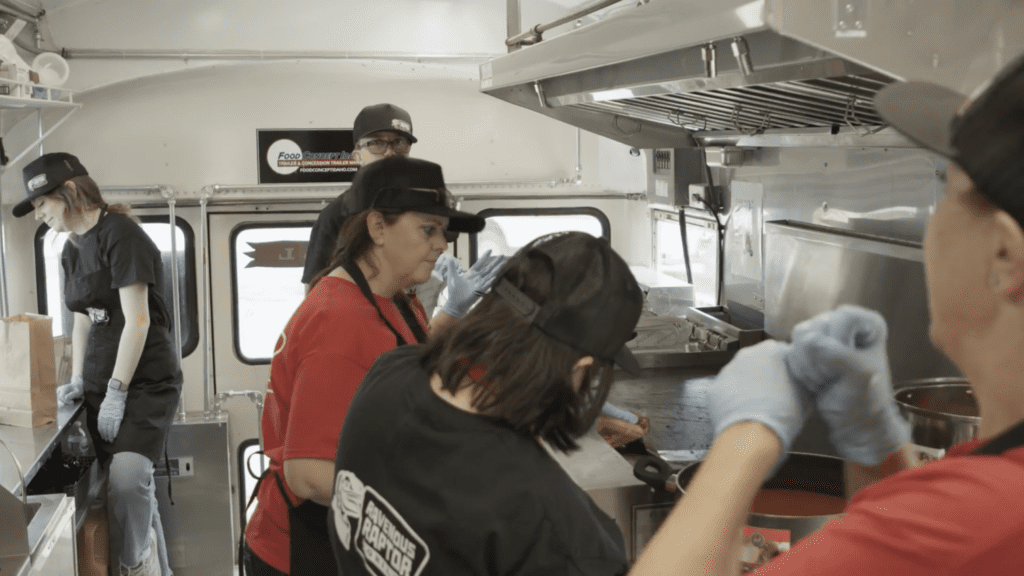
[627,54,1024,575]
[328,230,645,576]
[243,156,503,576]
[15,153,180,576]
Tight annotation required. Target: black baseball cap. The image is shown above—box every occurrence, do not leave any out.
[353,103,417,144]
[346,156,484,233]
[874,53,1024,223]
[492,232,644,375]
[15,152,88,217]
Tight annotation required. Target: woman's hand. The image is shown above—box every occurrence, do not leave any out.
[707,340,812,474]
[97,379,128,442]
[437,250,506,318]
[785,305,910,466]
[56,374,85,407]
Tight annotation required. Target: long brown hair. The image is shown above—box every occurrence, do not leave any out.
[48,175,138,242]
[309,208,403,288]
[419,240,616,453]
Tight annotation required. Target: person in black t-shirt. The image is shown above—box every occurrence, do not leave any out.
[329,231,645,576]
[15,153,181,576]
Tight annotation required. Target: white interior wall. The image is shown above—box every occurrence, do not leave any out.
[0,54,647,319]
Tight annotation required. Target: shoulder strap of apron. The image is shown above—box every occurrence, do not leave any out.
[340,259,425,345]
[393,292,428,344]
[971,418,1024,455]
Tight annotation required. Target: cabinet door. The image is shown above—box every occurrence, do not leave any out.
[28,496,76,576]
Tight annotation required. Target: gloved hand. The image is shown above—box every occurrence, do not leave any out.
[707,340,813,471]
[601,402,640,425]
[785,305,911,466]
[56,374,85,407]
[438,250,506,318]
[97,379,128,443]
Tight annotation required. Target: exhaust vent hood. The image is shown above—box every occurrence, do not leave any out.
[482,0,1024,148]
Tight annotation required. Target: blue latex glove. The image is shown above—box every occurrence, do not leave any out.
[785,305,911,466]
[56,374,84,407]
[707,340,813,471]
[601,402,640,424]
[97,379,128,443]
[438,250,506,318]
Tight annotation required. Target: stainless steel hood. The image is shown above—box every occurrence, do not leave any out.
[482,0,1024,148]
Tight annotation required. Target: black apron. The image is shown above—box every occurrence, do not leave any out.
[246,260,428,576]
[66,211,182,463]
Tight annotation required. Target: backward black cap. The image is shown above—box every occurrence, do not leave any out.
[495,232,644,375]
[951,55,1024,225]
[874,53,1024,226]
[14,152,89,217]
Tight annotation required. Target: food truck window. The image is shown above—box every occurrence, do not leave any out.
[653,210,718,307]
[34,217,199,357]
[468,208,610,264]
[231,224,310,364]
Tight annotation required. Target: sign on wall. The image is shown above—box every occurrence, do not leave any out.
[257,129,358,184]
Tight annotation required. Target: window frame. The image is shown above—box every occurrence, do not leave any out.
[468,207,611,264]
[229,221,313,366]
[34,215,200,357]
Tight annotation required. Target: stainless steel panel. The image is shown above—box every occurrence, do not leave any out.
[0,403,86,495]
[720,146,941,316]
[153,413,235,576]
[606,368,718,454]
[770,0,1024,95]
[543,431,673,562]
[763,221,957,383]
[25,494,75,576]
[483,0,768,91]
[483,0,1024,145]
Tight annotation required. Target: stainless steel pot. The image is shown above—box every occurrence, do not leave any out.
[633,452,846,568]
[894,378,979,461]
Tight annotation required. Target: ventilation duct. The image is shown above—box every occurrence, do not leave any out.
[482,0,1024,148]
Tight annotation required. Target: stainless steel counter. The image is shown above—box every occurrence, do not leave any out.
[0,402,84,495]
[607,366,719,457]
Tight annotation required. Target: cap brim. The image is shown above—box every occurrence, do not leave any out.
[13,196,35,217]
[414,205,484,233]
[874,81,966,158]
[614,345,642,376]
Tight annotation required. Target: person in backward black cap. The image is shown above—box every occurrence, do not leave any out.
[243,156,504,576]
[16,152,179,576]
[328,230,644,576]
[302,103,419,293]
[624,54,1024,576]
[302,103,468,317]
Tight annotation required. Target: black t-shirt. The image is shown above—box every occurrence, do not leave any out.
[329,346,630,576]
[302,193,352,284]
[61,211,170,327]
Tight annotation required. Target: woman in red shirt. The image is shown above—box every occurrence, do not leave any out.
[243,156,503,576]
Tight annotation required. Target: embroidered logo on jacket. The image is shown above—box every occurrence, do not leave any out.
[332,470,430,576]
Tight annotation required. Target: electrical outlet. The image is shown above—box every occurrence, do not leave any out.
[688,184,710,209]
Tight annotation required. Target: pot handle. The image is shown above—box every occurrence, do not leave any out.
[633,454,677,492]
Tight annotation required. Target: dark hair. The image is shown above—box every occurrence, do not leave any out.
[419,244,616,452]
[51,175,134,218]
[309,208,403,288]
[48,175,138,243]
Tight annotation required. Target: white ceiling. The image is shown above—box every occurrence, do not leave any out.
[11,0,612,54]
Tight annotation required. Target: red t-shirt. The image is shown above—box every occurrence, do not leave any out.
[756,439,1024,575]
[244,277,427,573]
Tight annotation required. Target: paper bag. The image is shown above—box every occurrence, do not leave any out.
[0,314,57,427]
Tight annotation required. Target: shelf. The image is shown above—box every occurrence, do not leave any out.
[0,94,79,109]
